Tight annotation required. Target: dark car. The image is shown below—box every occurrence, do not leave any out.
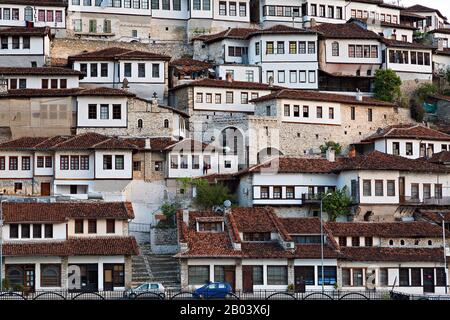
[193,282,232,299]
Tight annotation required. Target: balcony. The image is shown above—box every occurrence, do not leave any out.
[301,193,320,204]
[400,196,450,206]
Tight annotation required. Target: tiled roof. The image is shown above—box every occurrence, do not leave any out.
[192,28,258,43]
[163,138,210,152]
[248,24,317,36]
[250,89,395,107]
[230,207,279,233]
[68,47,170,62]
[311,22,381,39]
[170,78,283,91]
[362,124,450,142]
[123,137,177,151]
[0,27,50,36]
[417,210,450,223]
[243,156,340,174]
[404,5,447,20]
[337,151,448,173]
[326,221,442,238]
[50,132,138,150]
[0,87,135,98]
[169,58,213,74]
[382,38,434,49]
[280,217,322,234]
[0,67,83,77]
[435,48,450,56]
[426,151,450,164]
[351,18,417,30]
[429,28,450,35]
[340,247,444,262]
[3,237,139,256]
[0,0,66,6]
[3,201,134,223]
[0,137,50,150]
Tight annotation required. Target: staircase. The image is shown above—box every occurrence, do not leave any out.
[132,244,181,291]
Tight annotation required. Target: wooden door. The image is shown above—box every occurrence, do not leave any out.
[423,268,435,293]
[399,177,405,203]
[242,266,253,293]
[103,267,113,291]
[41,182,50,196]
[294,266,313,293]
[224,267,235,292]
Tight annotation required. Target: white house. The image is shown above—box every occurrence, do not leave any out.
[192,25,319,89]
[2,201,138,292]
[0,26,52,67]
[0,67,83,89]
[357,124,450,159]
[0,0,66,31]
[403,4,448,32]
[68,47,170,101]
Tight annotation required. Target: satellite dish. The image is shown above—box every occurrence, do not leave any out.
[223,200,232,208]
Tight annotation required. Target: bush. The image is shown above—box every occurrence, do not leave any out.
[193,179,235,210]
[373,69,402,102]
[414,83,437,103]
[156,202,180,228]
[319,141,342,155]
[320,187,352,222]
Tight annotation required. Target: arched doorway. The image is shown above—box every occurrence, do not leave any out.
[219,127,245,169]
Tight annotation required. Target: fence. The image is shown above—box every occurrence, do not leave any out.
[0,290,399,301]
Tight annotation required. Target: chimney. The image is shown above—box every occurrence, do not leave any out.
[355,89,363,102]
[182,209,189,225]
[144,138,151,150]
[427,146,433,158]
[326,147,335,162]
[0,77,7,95]
[225,72,233,82]
[310,18,317,28]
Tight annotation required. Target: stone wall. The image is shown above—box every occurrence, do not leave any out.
[150,227,179,254]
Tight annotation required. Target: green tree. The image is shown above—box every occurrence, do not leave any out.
[373,69,402,102]
[319,141,342,155]
[414,83,437,102]
[157,202,180,228]
[320,187,352,222]
[193,179,235,210]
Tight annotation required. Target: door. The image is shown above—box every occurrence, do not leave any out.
[104,267,113,291]
[295,266,314,293]
[41,182,50,196]
[25,266,35,292]
[399,177,405,203]
[242,266,253,293]
[423,268,435,293]
[224,267,235,292]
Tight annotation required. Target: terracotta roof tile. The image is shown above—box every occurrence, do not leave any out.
[404,4,447,20]
[340,247,444,262]
[250,89,395,107]
[426,151,450,164]
[382,38,434,49]
[311,22,381,39]
[231,207,278,233]
[3,237,139,256]
[50,132,136,150]
[123,137,177,151]
[327,221,442,237]
[169,58,213,74]
[0,67,83,77]
[362,124,450,142]
[3,201,134,223]
[192,28,257,43]
[0,0,66,6]
[244,156,340,174]
[0,137,50,150]
[0,87,134,98]
[171,78,284,91]
[0,27,50,36]
[68,47,170,62]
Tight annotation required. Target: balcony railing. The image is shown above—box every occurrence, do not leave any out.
[400,196,450,205]
[301,193,320,204]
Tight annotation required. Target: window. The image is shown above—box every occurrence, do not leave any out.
[70,156,79,170]
[289,70,297,83]
[60,155,69,170]
[310,4,317,16]
[342,268,351,286]
[151,0,159,9]
[75,219,84,233]
[163,119,169,128]
[406,142,413,156]
[88,219,97,234]
[352,237,360,247]
[100,104,109,119]
[399,268,410,286]
[205,93,212,103]
[115,155,124,170]
[411,183,419,199]
[266,42,274,54]
[226,91,233,104]
[196,93,203,103]
[423,184,431,199]
[289,41,297,54]
[293,105,300,117]
[22,157,31,170]
[45,224,53,238]
[332,42,339,56]
[124,63,132,78]
[137,63,146,78]
[299,41,306,54]
[436,268,446,286]
[260,186,269,199]
[229,2,236,15]
[294,235,322,244]
[241,92,248,104]
[364,237,373,247]
[10,224,19,238]
[379,268,388,286]
[12,37,19,49]
[219,1,226,15]
[33,224,42,238]
[1,36,8,49]
[336,7,342,19]
[368,108,373,122]
[318,267,337,285]
[267,266,287,285]
[363,180,371,196]
[245,70,254,82]
[435,184,443,199]
[283,104,290,117]
[107,219,115,233]
[308,71,316,83]
[152,64,160,78]
[387,180,395,196]
[60,79,67,89]
[188,266,209,285]
[103,155,113,170]
[302,106,309,118]
[308,42,315,54]
[286,186,294,199]
[252,266,263,285]
[41,264,61,287]
[87,104,97,119]
[328,107,334,119]
[375,180,383,196]
[133,161,141,171]
[255,42,260,56]
[273,186,281,199]
[277,41,284,54]
[239,2,246,16]
[352,269,364,286]
[170,155,178,169]
[112,104,121,120]
[154,161,162,172]
[23,36,30,49]
[9,157,18,170]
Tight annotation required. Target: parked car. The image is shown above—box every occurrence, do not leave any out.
[123,283,165,299]
[192,282,232,299]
